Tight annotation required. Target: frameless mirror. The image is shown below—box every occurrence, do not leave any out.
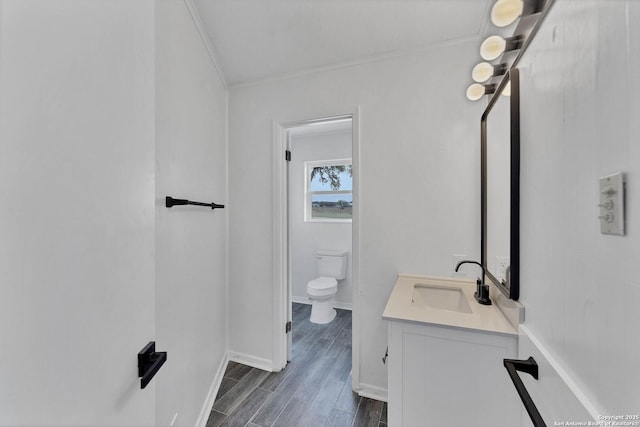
[481,68,520,300]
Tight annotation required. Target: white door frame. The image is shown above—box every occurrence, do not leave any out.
[271,110,361,391]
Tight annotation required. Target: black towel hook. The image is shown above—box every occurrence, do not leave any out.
[138,341,167,389]
[165,196,224,210]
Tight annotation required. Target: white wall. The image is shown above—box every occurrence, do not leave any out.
[0,1,228,425]
[155,1,228,426]
[228,41,483,393]
[290,128,352,307]
[0,1,156,425]
[517,0,640,416]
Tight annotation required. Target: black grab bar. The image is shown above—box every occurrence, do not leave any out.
[503,357,546,427]
[166,196,224,210]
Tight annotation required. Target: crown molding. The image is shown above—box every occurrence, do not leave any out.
[183,0,228,89]
[478,0,494,39]
[229,34,481,90]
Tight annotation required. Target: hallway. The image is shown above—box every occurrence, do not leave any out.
[206,304,386,426]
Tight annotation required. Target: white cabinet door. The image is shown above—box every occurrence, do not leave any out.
[388,321,521,427]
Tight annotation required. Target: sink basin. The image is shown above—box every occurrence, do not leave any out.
[412,284,472,314]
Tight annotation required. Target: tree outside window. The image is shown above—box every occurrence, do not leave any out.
[305,159,352,222]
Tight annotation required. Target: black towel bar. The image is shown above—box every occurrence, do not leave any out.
[503,357,546,427]
[165,196,224,210]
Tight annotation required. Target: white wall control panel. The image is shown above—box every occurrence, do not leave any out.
[495,256,509,284]
[599,172,625,235]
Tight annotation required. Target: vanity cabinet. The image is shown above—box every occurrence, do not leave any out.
[387,320,521,427]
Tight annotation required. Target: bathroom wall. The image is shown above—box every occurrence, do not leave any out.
[0,1,156,424]
[228,40,483,394]
[155,1,228,426]
[517,0,640,416]
[0,1,228,425]
[290,127,353,308]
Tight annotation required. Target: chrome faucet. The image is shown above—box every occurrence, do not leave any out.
[454,260,492,305]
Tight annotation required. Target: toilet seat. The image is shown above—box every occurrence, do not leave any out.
[307,277,337,297]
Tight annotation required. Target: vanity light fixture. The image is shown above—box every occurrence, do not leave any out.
[466,83,497,101]
[472,62,507,83]
[464,0,551,101]
[480,35,523,61]
[472,62,493,82]
[502,81,512,97]
[491,0,524,27]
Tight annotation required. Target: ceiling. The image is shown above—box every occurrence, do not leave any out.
[191,0,493,87]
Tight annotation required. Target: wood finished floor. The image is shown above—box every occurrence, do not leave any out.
[206,303,387,427]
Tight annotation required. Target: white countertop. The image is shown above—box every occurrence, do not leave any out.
[382,274,518,336]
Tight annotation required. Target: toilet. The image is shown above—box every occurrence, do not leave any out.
[306,250,348,324]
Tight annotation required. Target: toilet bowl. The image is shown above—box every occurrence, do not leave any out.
[306,250,347,324]
[307,277,338,324]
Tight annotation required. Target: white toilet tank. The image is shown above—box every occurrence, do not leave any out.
[316,250,348,280]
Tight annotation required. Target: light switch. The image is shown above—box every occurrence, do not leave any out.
[599,172,625,236]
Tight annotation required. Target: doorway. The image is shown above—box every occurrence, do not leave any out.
[271,113,359,376]
[287,117,353,363]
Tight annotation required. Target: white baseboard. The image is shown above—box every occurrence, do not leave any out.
[292,295,353,311]
[333,301,353,311]
[356,382,388,402]
[195,353,229,427]
[292,296,312,305]
[227,351,274,372]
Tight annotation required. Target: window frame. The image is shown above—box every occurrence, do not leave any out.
[304,158,353,223]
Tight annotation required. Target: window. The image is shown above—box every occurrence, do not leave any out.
[305,159,352,222]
